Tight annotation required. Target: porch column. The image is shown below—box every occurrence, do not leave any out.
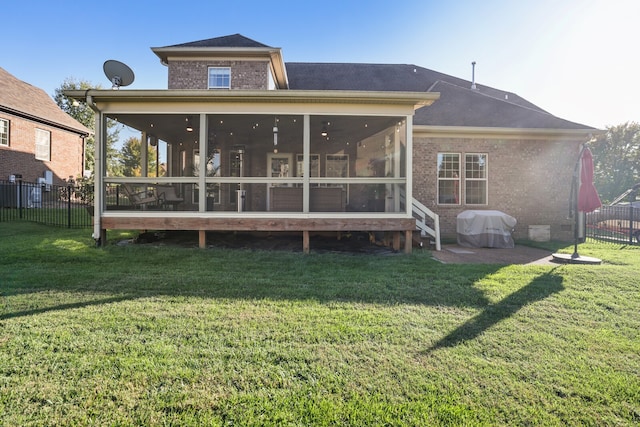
[405,115,413,216]
[303,115,310,213]
[140,131,148,177]
[198,113,207,248]
[93,109,104,244]
[197,113,207,213]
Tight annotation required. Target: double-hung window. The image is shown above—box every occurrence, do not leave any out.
[464,153,487,204]
[208,67,231,89]
[35,128,51,161]
[437,152,488,205]
[437,153,460,204]
[0,118,8,146]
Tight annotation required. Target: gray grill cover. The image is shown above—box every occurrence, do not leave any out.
[457,210,517,248]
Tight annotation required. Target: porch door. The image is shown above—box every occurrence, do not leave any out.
[266,153,293,210]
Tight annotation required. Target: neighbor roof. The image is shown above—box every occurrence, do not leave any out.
[0,67,89,135]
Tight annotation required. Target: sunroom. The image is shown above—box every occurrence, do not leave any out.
[69,89,438,252]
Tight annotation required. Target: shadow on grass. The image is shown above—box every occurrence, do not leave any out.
[0,295,134,321]
[1,224,555,322]
[425,269,564,353]
[0,259,501,321]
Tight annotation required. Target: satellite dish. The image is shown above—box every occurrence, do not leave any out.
[103,60,135,89]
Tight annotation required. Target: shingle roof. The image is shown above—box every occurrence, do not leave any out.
[285,62,593,130]
[163,34,272,49]
[0,67,89,134]
[415,81,592,129]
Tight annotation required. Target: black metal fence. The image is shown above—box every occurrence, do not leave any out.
[0,179,92,228]
[586,204,640,245]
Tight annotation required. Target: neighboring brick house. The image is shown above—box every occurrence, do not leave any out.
[0,67,89,184]
[68,34,595,249]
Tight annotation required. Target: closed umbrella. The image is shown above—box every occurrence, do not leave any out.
[577,147,601,213]
[554,144,602,263]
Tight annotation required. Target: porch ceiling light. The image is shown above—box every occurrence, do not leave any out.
[321,122,328,138]
[186,117,193,132]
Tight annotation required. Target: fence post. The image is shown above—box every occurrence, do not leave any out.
[18,177,23,219]
[629,191,637,245]
[67,184,72,228]
[629,189,637,244]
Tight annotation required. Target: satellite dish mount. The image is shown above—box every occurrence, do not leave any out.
[103,60,135,90]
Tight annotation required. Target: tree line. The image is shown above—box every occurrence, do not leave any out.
[54,78,158,178]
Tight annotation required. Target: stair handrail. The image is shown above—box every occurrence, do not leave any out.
[400,190,441,251]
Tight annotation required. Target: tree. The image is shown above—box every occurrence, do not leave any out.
[54,78,121,176]
[590,122,640,203]
[120,136,158,177]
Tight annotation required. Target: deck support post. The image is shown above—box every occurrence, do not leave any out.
[393,232,401,251]
[199,230,206,248]
[404,230,412,254]
[303,230,310,254]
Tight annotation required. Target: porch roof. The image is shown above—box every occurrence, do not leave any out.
[65,88,439,110]
[66,89,437,153]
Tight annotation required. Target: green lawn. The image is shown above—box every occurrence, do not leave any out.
[1,223,638,426]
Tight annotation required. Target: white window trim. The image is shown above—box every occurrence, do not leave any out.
[0,118,8,146]
[437,153,460,205]
[464,153,488,205]
[208,67,231,89]
[437,152,489,206]
[35,128,51,161]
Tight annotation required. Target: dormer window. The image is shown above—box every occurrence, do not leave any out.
[208,67,231,89]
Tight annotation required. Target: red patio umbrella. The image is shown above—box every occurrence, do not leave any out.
[553,144,602,264]
[577,147,601,213]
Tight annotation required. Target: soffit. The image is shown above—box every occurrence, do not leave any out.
[65,89,438,111]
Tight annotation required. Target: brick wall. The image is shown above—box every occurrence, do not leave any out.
[0,113,84,184]
[413,136,581,241]
[168,60,270,90]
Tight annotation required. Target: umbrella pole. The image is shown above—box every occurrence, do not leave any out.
[571,145,585,259]
[552,142,602,265]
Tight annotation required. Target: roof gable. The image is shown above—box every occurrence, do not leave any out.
[0,67,89,134]
[161,34,272,49]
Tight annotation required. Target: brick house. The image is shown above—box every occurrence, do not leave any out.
[0,67,89,184]
[67,34,595,250]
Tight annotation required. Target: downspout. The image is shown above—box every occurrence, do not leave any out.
[86,91,104,245]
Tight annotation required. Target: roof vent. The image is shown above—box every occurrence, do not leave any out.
[471,61,477,90]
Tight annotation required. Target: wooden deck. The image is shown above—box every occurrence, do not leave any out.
[100,216,417,253]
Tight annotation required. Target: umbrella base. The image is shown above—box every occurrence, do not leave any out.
[551,253,601,265]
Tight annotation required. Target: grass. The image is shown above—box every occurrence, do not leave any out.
[1,223,639,426]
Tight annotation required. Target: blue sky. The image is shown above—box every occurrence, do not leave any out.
[3,0,638,129]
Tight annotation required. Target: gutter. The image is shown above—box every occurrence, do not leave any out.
[84,92,103,244]
[0,105,89,137]
[413,125,602,140]
[64,89,439,108]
